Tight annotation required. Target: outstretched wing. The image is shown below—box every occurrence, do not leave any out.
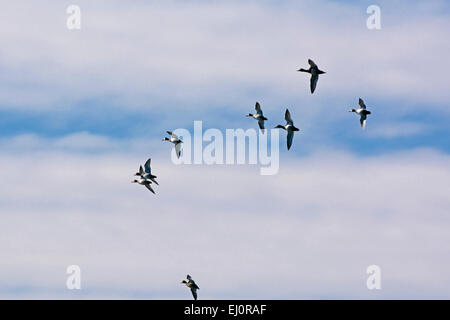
[287,130,294,150]
[255,102,263,116]
[149,177,159,186]
[258,118,265,132]
[360,114,367,129]
[144,158,151,174]
[175,142,182,158]
[359,98,366,109]
[145,183,155,194]
[308,59,317,68]
[168,131,179,140]
[285,109,293,125]
[139,165,144,175]
[186,275,192,280]
[191,287,198,300]
[310,74,318,94]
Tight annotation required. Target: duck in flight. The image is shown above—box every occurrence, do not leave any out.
[163,131,183,158]
[275,108,300,150]
[246,102,268,132]
[297,59,326,94]
[135,158,159,185]
[131,178,155,194]
[349,98,372,129]
[181,274,200,300]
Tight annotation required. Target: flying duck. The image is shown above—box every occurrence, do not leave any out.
[131,178,155,194]
[349,98,372,129]
[135,158,159,185]
[275,108,300,150]
[163,131,183,158]
[297,59,326,94]
[246,102,268,132]
[181,274,200,300]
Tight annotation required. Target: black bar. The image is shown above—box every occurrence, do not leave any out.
[0,300,447,319]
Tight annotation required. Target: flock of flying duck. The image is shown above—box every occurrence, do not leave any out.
[131,158,159,194]
[246,59,372,149]
[131,59,372,300]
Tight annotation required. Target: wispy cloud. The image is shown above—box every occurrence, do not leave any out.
[0,139,449,299]
[368,122,429,138]
[0,0,449,111]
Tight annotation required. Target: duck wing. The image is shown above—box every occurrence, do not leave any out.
[190,287,198,300]
[287,129,294,150]
[145,183,155,194]
[285,108,294,125]
[360,114,367,129]
[139,165,144,175]
[175,142,182,158]
[149,177,159,186]
[258,118,265,132]
[255,102,263,116]
[308,59,317,68]
[144,158,151,174]
[359,98,367,109]
[169,131,180,140]
[310,74,318,94]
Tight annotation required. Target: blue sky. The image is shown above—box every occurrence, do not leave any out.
[0,0,448,155]
[0,0,449,299]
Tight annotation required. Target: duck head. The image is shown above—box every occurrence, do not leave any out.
[246,113,253,117]
[181,280,187,284]
[275,124,286,130]
[131,180,138,183]
[349,109,356,113]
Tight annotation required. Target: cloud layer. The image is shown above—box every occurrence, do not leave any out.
[0,0,449,112]
[0,134,449,299]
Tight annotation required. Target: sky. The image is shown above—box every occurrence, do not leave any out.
[0,0,449,299]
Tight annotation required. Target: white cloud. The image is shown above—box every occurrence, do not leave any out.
[0,0,449,112]
[368,122,429,138]
[0,132,166,154]
[0,134,449,299]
